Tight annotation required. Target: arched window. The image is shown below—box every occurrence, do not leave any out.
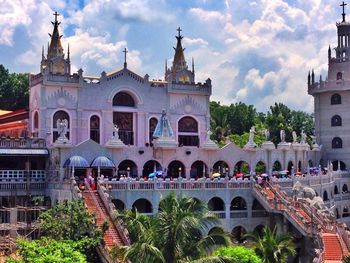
[331,94,342,105]
[33,111,39,138]
[90,115,100,144]
[112,92,135,107]
[178,116,199,146]
[53,110,69,142]
[331,115,342,126]
[337,72,343,80]
[332,137,343,149]
[149,118,158,143]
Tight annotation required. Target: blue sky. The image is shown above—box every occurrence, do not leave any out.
[0,0,345,112]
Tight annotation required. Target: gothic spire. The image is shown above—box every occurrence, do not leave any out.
[48,11,64,59]
[172,27,186,71]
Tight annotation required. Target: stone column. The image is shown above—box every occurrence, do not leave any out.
[136,112,146,147]
[185,167,191,179]
[225,203,231,221]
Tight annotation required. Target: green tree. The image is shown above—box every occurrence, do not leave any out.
[114,193,231,263]
[38,200,103,251]
[266,103,293,144]
[6,238,87,263]
[213,246,262,263]
[0,65,29,110]
[210,101,231,143]
[228,102,258,135]
[245,226,296,263]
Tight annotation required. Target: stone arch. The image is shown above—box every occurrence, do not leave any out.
[331,115,342,127]
[118,160,138,178]
[332,160,346,171]
[212,161,229,176]
[323,190,329,201]
[167,160,185,178]
[208,226,225,236]
[272,160,282,171]
[252,199,265,210]
[89,114,100,144]
[332,137,343,149]
[111,199,125,211]
[177,116,199,147]
[132,198,153,213]
[231,226,247,243]
[253,224,265,237]
[337,72,343,80]
[255,161,266,173]
[52,110,70,143]
[108,87,143,105]
[142,160,162,178]
[331,93,341,105]
[234,161,250,175]
[190,160,208,178]
[113,92,135,107]
[343,184,349,193]
[334,185,339,195]
[230,197,247,210]
[343,206,349,218]
[148,117,158,143]
[208,197,225,211]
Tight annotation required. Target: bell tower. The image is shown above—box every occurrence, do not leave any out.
[41,11,71,75]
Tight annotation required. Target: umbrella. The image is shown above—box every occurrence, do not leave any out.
[148,172,156,178]
[236,173,244,177]
[212,172,221,177]
[261,173,268,177]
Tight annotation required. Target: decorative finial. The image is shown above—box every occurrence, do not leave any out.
[192,57,195,73]
[176,27,182,38]
[67,43,70,60]
[53,11,60,23]
[42,45,44,59]
[123,47,128,68]
[341,1,347,22]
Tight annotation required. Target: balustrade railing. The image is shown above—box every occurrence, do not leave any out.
[230,211,248,218]
[211,211,226,219]
[103,178,252,191]
[0,170,46,182]
[0,137,46,148]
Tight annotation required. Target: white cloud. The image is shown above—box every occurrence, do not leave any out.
[182,37,208,47]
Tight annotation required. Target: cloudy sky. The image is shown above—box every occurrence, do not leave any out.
[0,0,346,112]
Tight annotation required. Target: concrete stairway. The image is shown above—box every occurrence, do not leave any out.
[252,182,349,262]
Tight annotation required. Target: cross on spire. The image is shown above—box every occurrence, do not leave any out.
[341,1,347,22]
[53,11,60,23]
[177,27,182,38]
[123,47,128,68]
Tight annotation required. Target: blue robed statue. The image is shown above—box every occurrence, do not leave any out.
[152,110,174,139]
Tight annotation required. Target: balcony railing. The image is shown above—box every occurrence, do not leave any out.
[230,211,248,218]
[0,137,46,148]
[0,170,46,182]
[103,178,252,191]
[211,211,226,219]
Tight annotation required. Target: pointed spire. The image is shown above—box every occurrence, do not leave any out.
[172,27,186,72]
[42,46,45,59]
[311,69,315,84]
[192,57,195,73]
[67,43,70,61]
[47,11,64,59]
[308,71,311,85]
[328,45,331,61]
[165,59,167,75]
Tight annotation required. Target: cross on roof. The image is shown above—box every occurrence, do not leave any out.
[123,47,128,68]
[177,27,182,37]
[341,1,347,22]
[53,11,60,23]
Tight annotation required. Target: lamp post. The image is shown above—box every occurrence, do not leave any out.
[225,167,229,179]
[178,167,182,178]
[127,167,130,178]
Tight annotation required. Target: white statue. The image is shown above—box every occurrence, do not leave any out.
[207,129,212,140]
[113,124,120,140]
[301,130,307,144]
[311,135,317,145]
[280,129,286,143]
[265,129,270,141]
[292,131,297,143]
[56,119,68,140]
[249,126,255,143]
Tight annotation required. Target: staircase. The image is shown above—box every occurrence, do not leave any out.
[81,181,130,263]
[252,182,349,262]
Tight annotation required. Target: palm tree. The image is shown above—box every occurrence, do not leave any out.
[245,226,296,263]
[113,193,231,263]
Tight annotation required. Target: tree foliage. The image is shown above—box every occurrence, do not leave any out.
[6,238,87,263]
[113,193,231,263]
[245,226,296,263]
[0,65,29,110]
[210,101,313,147]
[38,200,103,254]
[213,246,262,263]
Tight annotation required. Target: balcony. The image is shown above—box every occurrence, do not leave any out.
[0,137,46,149]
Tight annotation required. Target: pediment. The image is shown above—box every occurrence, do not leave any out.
[170,95,205,114]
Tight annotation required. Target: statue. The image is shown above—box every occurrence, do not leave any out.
[265,129,270,141]
[292,131,297,143]
[300,130,307,144]
[56,119,68,140]
[248,126,255,143]
[280,129,286,143]
[153,109,174,139]
[207,129,212,140]
[113,124,119,140]
[311,135,317,145]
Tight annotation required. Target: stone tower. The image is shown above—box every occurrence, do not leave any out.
[308,2,350,170]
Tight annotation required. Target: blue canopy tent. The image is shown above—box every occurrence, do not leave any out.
[91,156,115,177]
[63,155,89,177]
